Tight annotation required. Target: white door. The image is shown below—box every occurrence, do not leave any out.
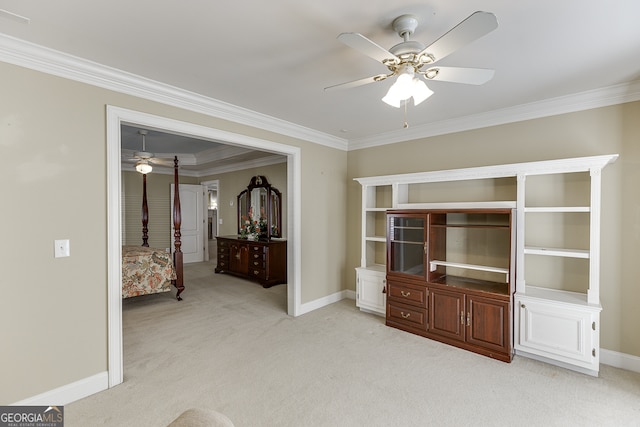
[171,184,206,263]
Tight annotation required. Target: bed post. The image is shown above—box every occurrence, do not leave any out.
[173,156,185,300]
[141,174,149,247]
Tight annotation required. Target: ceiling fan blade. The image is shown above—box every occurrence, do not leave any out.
[149,158,175,167]
[337,32,399,64]
[324,74,389,91]
[422,66,495,85]
[419,11,498,63]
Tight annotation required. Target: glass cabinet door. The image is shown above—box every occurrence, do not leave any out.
[388,214,427,278]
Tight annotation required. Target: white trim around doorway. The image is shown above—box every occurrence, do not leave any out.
[106,105,301,388]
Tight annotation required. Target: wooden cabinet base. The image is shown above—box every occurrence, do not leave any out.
[215,236,287,288]
[386,282,512,363]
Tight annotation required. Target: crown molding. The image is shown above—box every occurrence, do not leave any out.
[122,153,286,178]
[3,32,639,154]
[0,33,348,151]
[348,79,640,151]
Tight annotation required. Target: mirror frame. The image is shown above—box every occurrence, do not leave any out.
[237,175,282,239]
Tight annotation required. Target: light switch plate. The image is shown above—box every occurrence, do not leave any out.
[54,239,70,258]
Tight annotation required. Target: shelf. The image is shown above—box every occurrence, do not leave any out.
[357,264,386,274]
[524,206,590,213]
[391,240,424,245]
[431,224,510,229]
[365,207,390,212]
[429,260,509,282]
[430,275,510,297]
[397,201,516,210]
[516,287,601,310]
[524,246,589,259]
[365,236,386,243]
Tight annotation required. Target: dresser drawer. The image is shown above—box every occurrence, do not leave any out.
[250,257,265,269]
[387,281,427,308]
[387,301,427,329]
[249,266,266,280]
[249,244,266,254]
[217,256,229,269]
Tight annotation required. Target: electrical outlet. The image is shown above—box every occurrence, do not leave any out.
[54,239,70,258]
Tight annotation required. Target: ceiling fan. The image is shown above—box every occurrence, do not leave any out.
[126,130,174,174]
[325,11,498,108]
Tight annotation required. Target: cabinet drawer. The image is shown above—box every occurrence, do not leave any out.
[249,244,266,253]
[250,258,265,269]
[249,266,266,279]
[387,302,427,329]
[387,281,427,308]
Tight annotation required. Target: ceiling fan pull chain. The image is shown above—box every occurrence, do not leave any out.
[403,101,409,128]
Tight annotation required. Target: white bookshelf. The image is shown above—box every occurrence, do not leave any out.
[355,154,618,374]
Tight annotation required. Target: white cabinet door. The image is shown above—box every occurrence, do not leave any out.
[515,295,599,372]
[356,268,386,316]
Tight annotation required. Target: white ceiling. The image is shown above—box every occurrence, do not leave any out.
[2,1,640,157]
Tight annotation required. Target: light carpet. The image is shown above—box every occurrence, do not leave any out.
[66,255,640,426]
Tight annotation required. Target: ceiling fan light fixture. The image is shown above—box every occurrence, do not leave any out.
[135,160,153,174]
[382,65,433,107]
[411,78,433,106]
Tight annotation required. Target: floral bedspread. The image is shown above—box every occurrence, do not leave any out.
[122,246,176,298]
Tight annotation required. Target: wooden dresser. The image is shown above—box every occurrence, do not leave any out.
[215,236,287,287]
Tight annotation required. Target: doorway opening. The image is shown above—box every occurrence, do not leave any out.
[106,106,301,388]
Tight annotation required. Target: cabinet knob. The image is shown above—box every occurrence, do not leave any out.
[521,304,526,308]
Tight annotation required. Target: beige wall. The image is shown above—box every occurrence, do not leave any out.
[0,61,347,404]
[347,101,640,358]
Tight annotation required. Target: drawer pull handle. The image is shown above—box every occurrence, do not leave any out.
[401,312,411,319]
[254,270,260,275]
[400,290,411,298]
[460,311,464,325]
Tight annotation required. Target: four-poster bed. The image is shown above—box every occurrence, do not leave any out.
[122,156,185,300]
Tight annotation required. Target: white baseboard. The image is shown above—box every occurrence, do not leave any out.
[12,371,109,406]
[298,289,355,315]
[600,348,640,373]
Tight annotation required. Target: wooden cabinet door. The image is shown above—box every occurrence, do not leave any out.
[428,287,465,342]
[229,242,248,274]
[466,295,510,355]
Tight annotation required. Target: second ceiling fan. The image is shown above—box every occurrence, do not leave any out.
[325,11,498,108]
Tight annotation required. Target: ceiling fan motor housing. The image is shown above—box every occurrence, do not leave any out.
[392,14,419,38]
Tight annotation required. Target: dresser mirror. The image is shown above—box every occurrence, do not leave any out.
[237,175,282,238]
